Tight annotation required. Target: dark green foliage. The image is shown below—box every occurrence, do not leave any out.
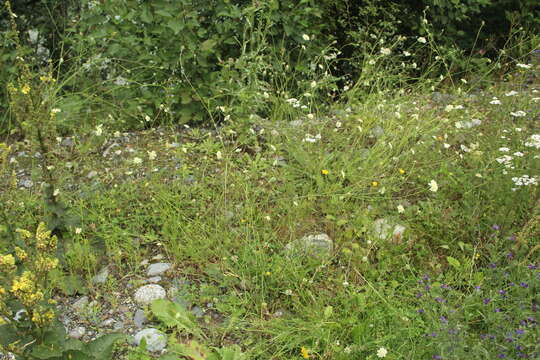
[1,0,538,132]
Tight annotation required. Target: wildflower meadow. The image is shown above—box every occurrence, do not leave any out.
[0,1,539,359]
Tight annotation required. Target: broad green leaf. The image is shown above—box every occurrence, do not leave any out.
[200,39,216,52]
[213,345,246,360]
[446,256,461,270]
[167,19,184,34]
[168,340,209,360]
[151,299,203,338]
[84,333,127,359]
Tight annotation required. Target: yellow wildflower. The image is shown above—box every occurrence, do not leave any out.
[301,347,310,359]
[371,181,379,187]
[398,168,406,174]
[20,84,31,95]
[321,169,329,175]
[16,228,32,239]
[0,254,15,267]
[14,247,27,261]
[265,271,271,276]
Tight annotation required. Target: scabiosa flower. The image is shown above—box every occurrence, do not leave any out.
[490,263,497,269]
[519,282,529,288]
[440,316,448,324]
[527,264,537,270]
[483,298,492,305]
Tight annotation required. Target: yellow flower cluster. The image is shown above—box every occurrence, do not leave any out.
[35,222,57,250]
[14,247,27,261]
[39,74,56,83]
[0,254,16,270]
[11,271,44,307]
[31,307,55,326]
[20,84,31,95]
[34,255,59,272]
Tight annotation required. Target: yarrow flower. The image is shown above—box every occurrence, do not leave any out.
[380,47,392,56]
[377,347,388,358]
[510,111,526,117]
[524,134,540,149]
[417,37,427,44]
[429,180,438,192]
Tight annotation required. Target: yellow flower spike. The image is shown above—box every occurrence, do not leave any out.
[301,347,310,359]
[371,181,379,187]
[0,254,16,268]
[265,271,271,276]
[399,168,406,174]
[321,169,329,175]
[14,247,27,261]
[16,228,32,239]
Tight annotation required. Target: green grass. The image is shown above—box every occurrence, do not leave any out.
[1,76,539,359]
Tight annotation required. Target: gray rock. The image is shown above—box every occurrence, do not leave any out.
[20,179,33,188]
[134,284,166,305]
[100,318,115,327]
[133,328,167,352]
[92,267,109,284]
[61,137,74,147]
[191,306,204,318]
[146,276,162,283]
[285,233,334,257]
[146,263,171,277]
[68,326,86,339]
[133,309,147,328]
[72,296,89,312]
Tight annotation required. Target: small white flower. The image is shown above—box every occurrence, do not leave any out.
[216,151,222,160]
[505,90,518,96]
[53,189,60,197]
[94,124,104,136]
[429,180,438,192]
[524,134,540,149]
[516,63,532,69]
[490,99,501,105]
[75,227,82,234]
[310,80,317,88]
[397,205,405,213]
[380,47,391,56]
[133,157,143,165]
[302,34,310,41]
[510,110,526,117]
[499,147,510,152]
[51,108,61,113]
[417,37,427,44]
[403,51,411,57]
[148,150,157,160]
[377,347,388,358]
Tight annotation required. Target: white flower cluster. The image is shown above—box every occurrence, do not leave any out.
[524,134,540,149]
[495,155,515,169]
[512,175,538,187]
[302,133,321,143]
[285,98,307,109]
